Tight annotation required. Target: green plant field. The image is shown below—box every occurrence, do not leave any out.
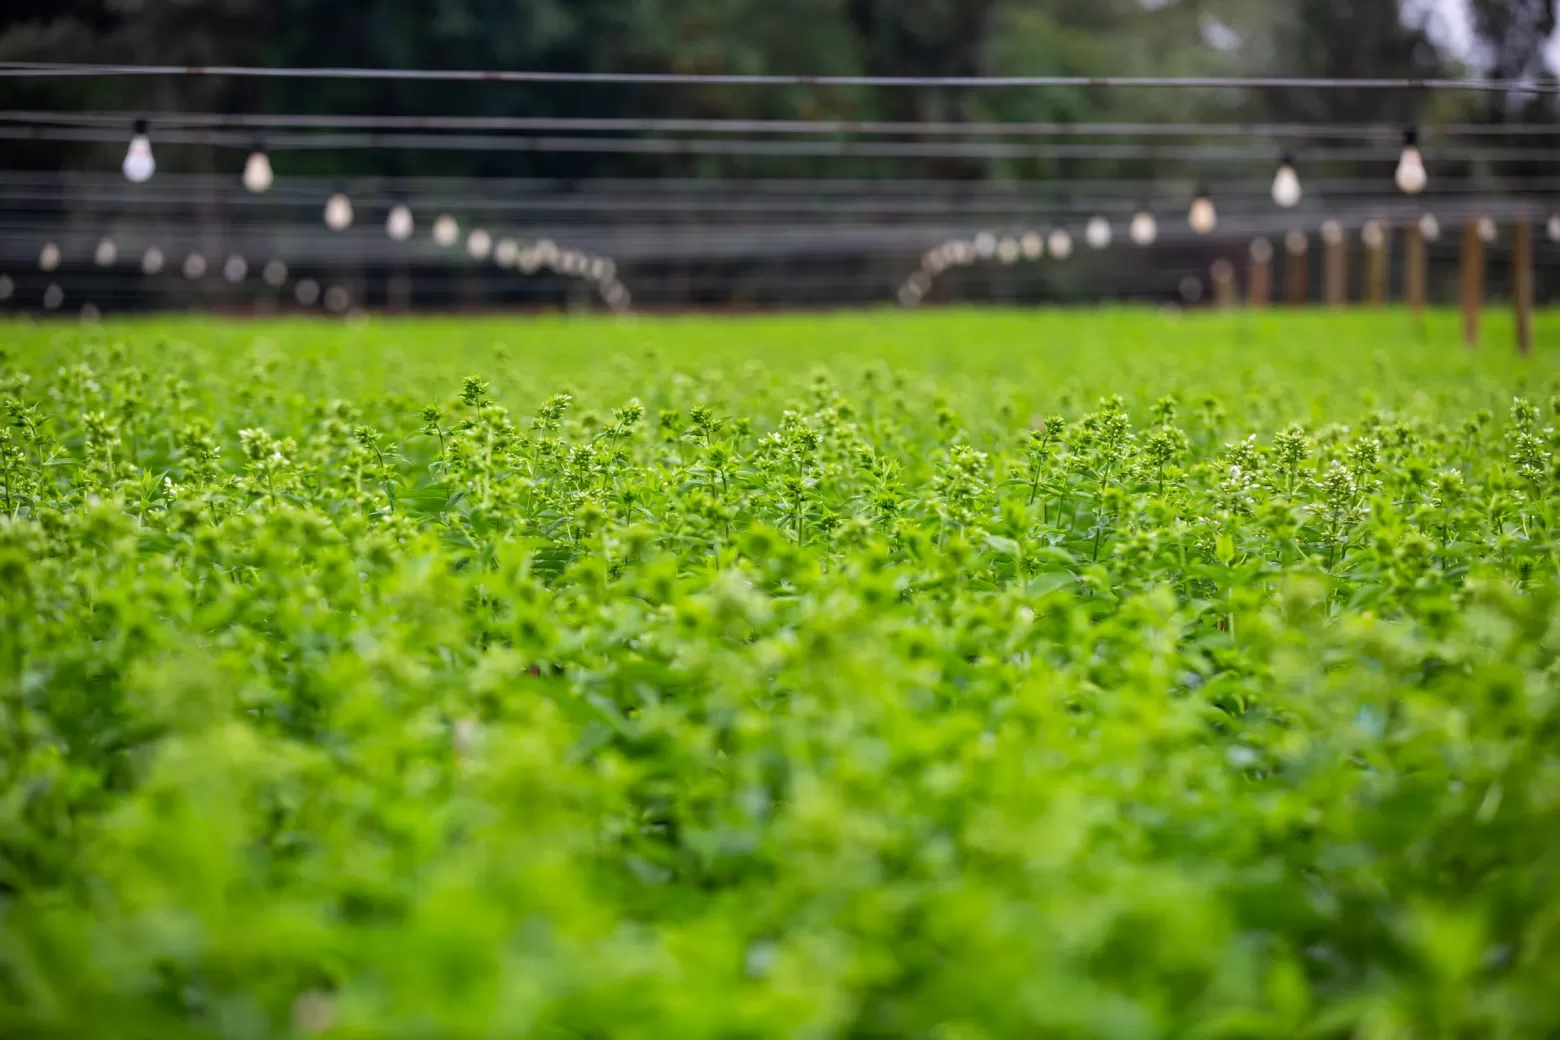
[4,309,1560,1038]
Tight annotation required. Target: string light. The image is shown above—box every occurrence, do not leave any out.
[1395,127,1426,194]
[1271,153,1301,207]
[535,239,560,266]
[182,253,207,279]
[997,237,1020,264]
[94,237,117,267]
[495,237,519,267]
[1085,216,1112,249]
[519,247,541,274]
[1188,186,1217,234]
[263,259,288,286]
[141,246,164,274]
[973,231,997,258]
[1129,210,1158,246]
[384,203,414,241]
[39,242,60,271]
[1047,229,1073,259]
[433,214,459,246]
[1020,231,1044,259]
[122,118,154,183]
[466,228,492,260]
[223,255,248,282]
[1418,213,1441,241]
[242,137,274,192]
[295,278,321,305]
[1477,216,1496,243]
[324,191,354,230]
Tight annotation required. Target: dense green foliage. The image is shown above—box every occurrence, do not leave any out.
[4,310,1560,1038]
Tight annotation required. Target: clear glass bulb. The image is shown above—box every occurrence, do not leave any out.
[1395,146,1426,194]
[467,229,493,260]
[243,150,274,193]
[1271,163,1301,208]
[1418,213,1440,242]
[1189,196,1217,235]
[122,134,155,183]
[386,204,415,242]
[1085,217,1112,250]
[324,193,354,231]
[433,214,459,247]
[1129,211,1157,246]
[1047,229,1073,260]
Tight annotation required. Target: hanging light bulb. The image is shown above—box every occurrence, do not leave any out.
[1272,154,1301,208]
[324,191,354,231]
[1188,186,1217,235]
[973,231,997,258]
[1477,216,1497,243]
[242,138,274,193]
[495,237,520,267]
[263,259,288,287]
[39,242,60,271]
[1085,216,1112,250]
[1418,213,1441,242]
[1548,214,1560,242]
[1361,219,1385,250]
[1020,231,1044,260]
[1129,210,1158,246]
[1047,229,1073,260]
[386,203,415,242]
[1395,128,1426,195]
[122,119,155,183]
[433,214,459,247]
[466,229,493,260]
[1321,221,1343,247]
[996,237,1020,264]
[94,237,117,267]
[141,246,165,275]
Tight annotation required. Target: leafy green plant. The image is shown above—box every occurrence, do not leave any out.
[2,309,1559,1039]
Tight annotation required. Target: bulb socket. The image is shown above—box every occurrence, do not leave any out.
[132,118,149,136]
[1403,127,1419,149]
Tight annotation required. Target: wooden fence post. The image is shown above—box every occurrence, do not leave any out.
[1322,221,1346,309]
[1404,219,1426,318]
[1514,219,1533,356]
[1211,258,1237,308]
[1249,238,1272,309]
[1284,231,1309,305]
[1362,220,1387,307]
